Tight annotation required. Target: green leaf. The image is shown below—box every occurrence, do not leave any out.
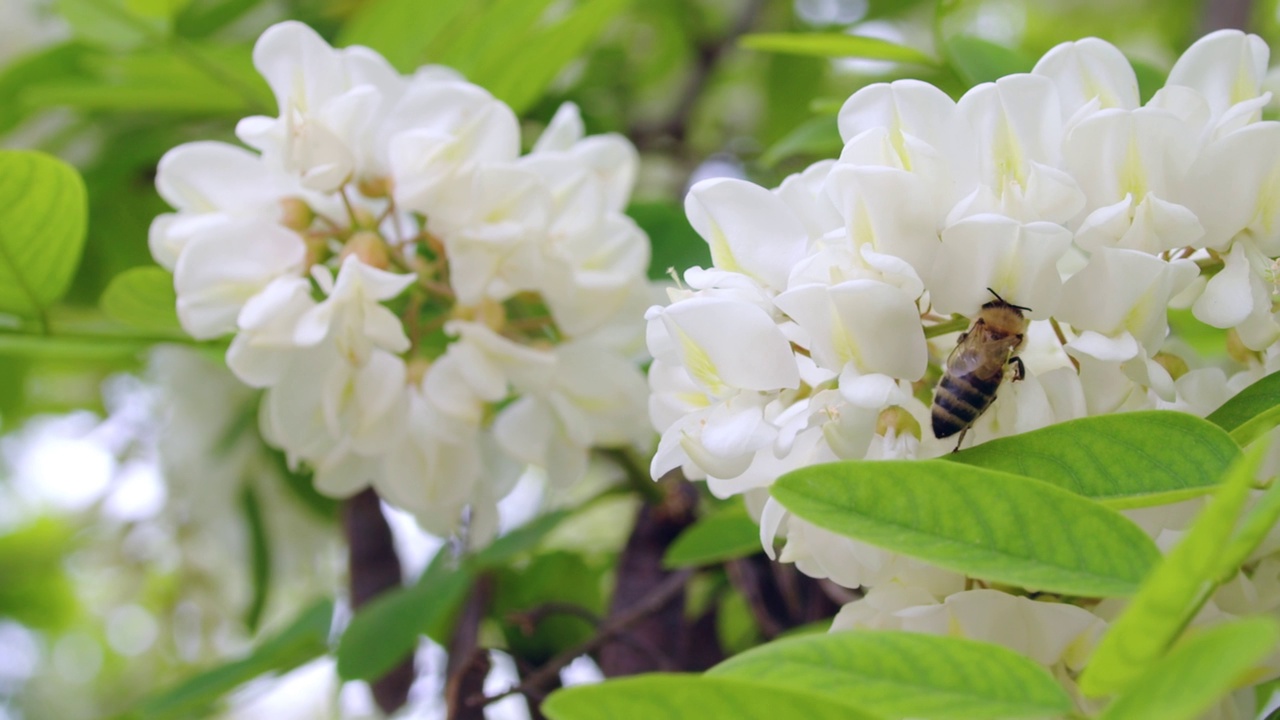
[447,0,561,79]
[1207,369,1280,446]
[1098,617,1280,720]
[100,267,181,332]
[943,35,1034,87]
[484,0,632,115]
[58,0,170,50]
[336,547,473,681]
[338,0,471,72]
[948,411,1240,508]
[134,599,333,719]
[23,46,267,115]
[709,631,1073,719]
[0,519,78,630]
[0,42,92,136]
[493,551,605,663]
[628,201,710,280]
[772,460,1159,597]
[759,114,843,168]
[471,509,573,569]
[664,508,762,569]
[542,674,884,720]
[239,485,271,633]
[739,33,936,65]
[1080,440,1270,697]
[0,150,88,319]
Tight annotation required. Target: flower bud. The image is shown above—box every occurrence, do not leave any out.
[340,230,391,270]
[1153,352,1189,380]
[357,176,390,199]
[279,197,314,231]
[877,406,922,440]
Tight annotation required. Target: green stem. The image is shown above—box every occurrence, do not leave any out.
[923,314,970,338]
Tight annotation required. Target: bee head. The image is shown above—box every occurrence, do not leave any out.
[983,287,1032,314]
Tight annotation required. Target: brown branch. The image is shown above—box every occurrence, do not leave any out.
[471,568,695,708]
[446,574,493,720]
[343,489,414,715]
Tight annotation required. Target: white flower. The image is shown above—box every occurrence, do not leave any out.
[1032,37,1139,124]
[295,255,415,364]
[684,178,811,292]
[1167,29,1271,137]
[172,218,305,340]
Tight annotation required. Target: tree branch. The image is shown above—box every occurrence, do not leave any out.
[343,489,414,715]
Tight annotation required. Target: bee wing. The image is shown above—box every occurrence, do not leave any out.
[945,339,987,377]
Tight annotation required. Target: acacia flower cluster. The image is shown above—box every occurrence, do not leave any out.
[647,29,1280,703]
[151,21,653,541]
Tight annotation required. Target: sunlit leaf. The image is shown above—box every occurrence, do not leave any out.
[740,33,936,65]
[0,150,87,318]
[542,674,884,720]
[1080,440,1270,697]
[1207,369,1280,446]
[135,599,333,719]
[471,509,574,569]
[943,35,1033,87]
[58,0,170,50]
[664,508,762,568]
[949,411,1239,508]
[484,0,633,114]
[1098,617,1280,720]
[338,0,471,71]
[772,461,1159,597]
[710,631,1073,719]
[100,267,181,332]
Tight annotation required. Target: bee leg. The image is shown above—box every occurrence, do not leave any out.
[951,427,969,453]
[1009,356,1026,382]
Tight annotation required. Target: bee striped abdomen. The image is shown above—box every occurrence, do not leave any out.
[931,371,1001,439]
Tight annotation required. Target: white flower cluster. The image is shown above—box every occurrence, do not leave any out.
[151,21,652,541]
[647,29,1280,700]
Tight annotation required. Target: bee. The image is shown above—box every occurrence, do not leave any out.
[932,289,1030,451]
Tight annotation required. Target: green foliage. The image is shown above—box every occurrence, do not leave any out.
[942,35,1035,87]
[1207,369,1280,445]
[100,267,181,333]
[948,411,1240,508]
[336,547,473,681]
[0,519,78,630]
[664,506,762,568]
[542,674,884,720]
[739,33,937,65]
[493,551,605,663]
[338,0,472,71]
[629,201,712,280]
[338,507,572,681]
[239,484,271,633]
[482,0,634,114]
[1097,617,1280,720]
[772,460,1158,597]
[709,631,1073,719]
[59,0,171,50]
[759,115,842,169]
[130,599,333,719]
[1080,440,1271,697]
[0,150,87,321]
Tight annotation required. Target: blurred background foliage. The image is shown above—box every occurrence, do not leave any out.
[0,0,1265,717]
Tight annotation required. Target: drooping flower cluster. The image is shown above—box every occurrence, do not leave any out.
[151,21,653,541]
[647,29,1280,703]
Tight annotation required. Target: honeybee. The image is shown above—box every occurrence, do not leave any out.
[932,289,1030,451]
